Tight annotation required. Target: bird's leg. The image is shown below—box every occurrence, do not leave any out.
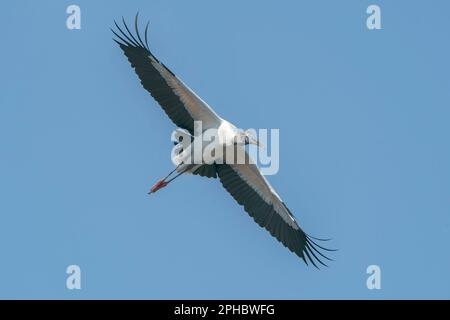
[148,164,185,194]
[162,166,179,181]
[165,170,185,183]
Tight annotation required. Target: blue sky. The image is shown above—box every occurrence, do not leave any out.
[1,0,449,299]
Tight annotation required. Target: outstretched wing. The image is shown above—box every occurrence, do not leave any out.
[112,15,222,135]
[216,159,333,267]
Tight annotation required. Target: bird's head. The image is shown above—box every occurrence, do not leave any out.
[235,130,263,148]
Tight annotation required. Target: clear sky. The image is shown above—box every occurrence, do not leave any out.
[1,0,449,299]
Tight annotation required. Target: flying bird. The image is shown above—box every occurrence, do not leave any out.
[112,15,334,267]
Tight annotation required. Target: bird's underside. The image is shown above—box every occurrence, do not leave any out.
[112,14,334,267]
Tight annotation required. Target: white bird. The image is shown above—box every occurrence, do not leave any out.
[112,15,334,267]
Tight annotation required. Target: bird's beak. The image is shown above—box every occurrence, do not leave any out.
[148,179,168,194]
[250,137,264,149]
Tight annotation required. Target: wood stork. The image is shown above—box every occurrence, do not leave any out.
[112,15,334,267]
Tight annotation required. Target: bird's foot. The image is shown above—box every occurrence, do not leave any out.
[148,179,168,194]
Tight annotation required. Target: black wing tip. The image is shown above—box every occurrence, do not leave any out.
[111,13,151,52]
[281,202,335,268]
[306,234,338,252]
[298,234,336,269]
[215,165,335,269]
